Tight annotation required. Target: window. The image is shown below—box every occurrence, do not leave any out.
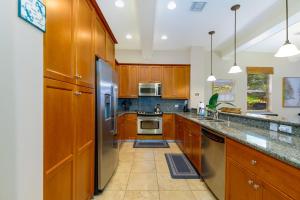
[247,67,273,111]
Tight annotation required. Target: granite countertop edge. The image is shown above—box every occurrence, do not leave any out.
[117,111,300,168]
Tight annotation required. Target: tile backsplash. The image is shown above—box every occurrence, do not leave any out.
[118,97,187,112]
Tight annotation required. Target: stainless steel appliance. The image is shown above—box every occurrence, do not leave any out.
[137,112,163,135]
[95,59,119,193]
[201,128,225,200]
[138,83,161,97]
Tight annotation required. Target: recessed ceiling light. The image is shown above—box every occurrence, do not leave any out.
[167,1,176,10]
[115,0,125,8]
[126,34,133,40]
[161,35,168,40]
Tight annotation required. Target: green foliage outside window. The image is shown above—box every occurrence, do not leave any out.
[247,74,269,111]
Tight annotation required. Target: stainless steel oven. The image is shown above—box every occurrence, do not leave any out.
[138,83,161,97]
[137,116,162,135]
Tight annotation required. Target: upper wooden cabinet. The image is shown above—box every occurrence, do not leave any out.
[173,66,190,99]
[94,15,106,60]
[75,0,95,88]
[138,66,162,83]
[44,0,75,84]
[106,34,115,70]
[118,65,138,98]
[162,66,190,99]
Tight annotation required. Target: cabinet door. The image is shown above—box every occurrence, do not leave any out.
[117,115,125,140]
[261,182,293,200]
[226,158,260,200]
[118,65,138,98]
[191,130,201,173]
[44,79,75,200]
[173,66,189,99]
[75,0,94,88]
[75,86,95,200]
[106,34,115,70]
[163,114,175,140]
[138,66,151,83]
[151,66,162,83]
[44,0,75,84]
[94,15,106,60]
[124,114,137,140]
[162,66,174,98]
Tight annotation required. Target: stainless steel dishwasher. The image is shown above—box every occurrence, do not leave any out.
[201,128,225,200]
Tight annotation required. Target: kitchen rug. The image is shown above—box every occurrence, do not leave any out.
[165,153,200,179]
[133,140,169,148]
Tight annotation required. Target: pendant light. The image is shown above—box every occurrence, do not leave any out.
[207,31,216,82]
[228,4,242,74]
[275,0,300,57]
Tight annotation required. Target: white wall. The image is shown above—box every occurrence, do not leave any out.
[204,52,300,122]
[116,49,190,64]
[0,1,43,200]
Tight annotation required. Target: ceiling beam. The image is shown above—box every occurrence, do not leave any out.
[218,0,300,60]
[136,0,157,59]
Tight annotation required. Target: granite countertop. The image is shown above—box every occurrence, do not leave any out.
[117,111,137,116]
[117,111,300,168]
[175,112,300,169]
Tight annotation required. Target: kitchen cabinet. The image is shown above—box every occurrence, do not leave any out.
[163,114,175,140]
[226,139,300,200]
[44,79,75,200]
[117,114,137,140]
[162,66,174,98]
[106,33,115,70]
[94,15,106,60]
[175,115,201,172]
[173,66,190,99]
[226,158,259,200]
[75,86,95,200]
[75,0,95,88]
[162,66,190,99]
[118,65,138,98]
[44,0,75,84]
[138,66,163,83]
[44,79,95,200]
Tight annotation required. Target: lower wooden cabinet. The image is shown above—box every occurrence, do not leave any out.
[44,79,95,200]
[117,114,137,140]
[163,114,175,140]
[226,139,300,200]
[175,115,201,173]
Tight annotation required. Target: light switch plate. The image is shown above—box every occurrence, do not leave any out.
[174,104,179,108]
[270,123,278,132]
[278,125,293,134]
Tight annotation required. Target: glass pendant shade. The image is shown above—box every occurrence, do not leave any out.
[274,0,300,57]
[275,42,300,57]
[228,65,242,74]
[207,75,217,82]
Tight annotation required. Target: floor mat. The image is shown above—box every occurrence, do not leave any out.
[165,153,200,179]
[133,140,170,148]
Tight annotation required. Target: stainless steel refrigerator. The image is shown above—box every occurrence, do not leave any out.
[95,59,119,193]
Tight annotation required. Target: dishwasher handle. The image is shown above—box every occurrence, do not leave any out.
[202,129,224,143]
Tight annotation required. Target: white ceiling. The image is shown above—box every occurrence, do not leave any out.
[97,0,300,56]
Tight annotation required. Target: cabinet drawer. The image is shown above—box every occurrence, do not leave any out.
[226,139,300,200]
[125,113,137,120]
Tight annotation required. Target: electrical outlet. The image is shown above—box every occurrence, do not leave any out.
[270,123,278,132]
[174,104,179,108]
[278,125,293,134]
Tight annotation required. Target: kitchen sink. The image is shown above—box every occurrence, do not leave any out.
[191,117,224,122]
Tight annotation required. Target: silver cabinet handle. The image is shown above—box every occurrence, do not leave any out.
[250,160,257,166]
[75,74,82,79]
[74,91,82,96]
[253,184,260,190]
[248,180,254,185]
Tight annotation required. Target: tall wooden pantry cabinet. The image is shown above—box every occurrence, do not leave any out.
[43,0,117,199]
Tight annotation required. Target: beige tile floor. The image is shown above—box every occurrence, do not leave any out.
[94,142,216,200]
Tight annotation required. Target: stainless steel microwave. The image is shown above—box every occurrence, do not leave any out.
[138,83,161,97]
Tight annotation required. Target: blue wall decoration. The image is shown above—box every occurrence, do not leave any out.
[18,0,46,32]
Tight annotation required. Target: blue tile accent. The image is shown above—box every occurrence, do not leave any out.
[118,97,187,112]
